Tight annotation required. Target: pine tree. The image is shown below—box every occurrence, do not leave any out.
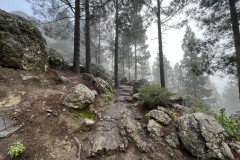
[180,0,240,100]
[181,26,212,100]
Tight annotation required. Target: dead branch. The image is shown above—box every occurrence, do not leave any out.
[74,137,82,160]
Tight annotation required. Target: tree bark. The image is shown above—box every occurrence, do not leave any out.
[128,51,131,81]
[98,9,101,64]
[114,0,119,88]
[157,0,165,87]
[73,0,81,73]
[85,0,91,73]
[134,40,137,80]
[228,0,240,100]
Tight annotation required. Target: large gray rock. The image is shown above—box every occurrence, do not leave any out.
[91,133,121,156]
[120,77,128,85]
[84,74,113,94]
[119,118,150,152]
[229,142,240,155]
[90,63,112,85]
[0,114,22,138]
[49,48,64,69]
[63,84,95,109]
[148,110,172,125]
[147,119,162,141]
[177,112,234,160]
[231,111,240,121]
[166,133,180,149]
[0,10,48,71]
[133,79,150,92]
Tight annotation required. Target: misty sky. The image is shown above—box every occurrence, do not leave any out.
[0,0,229,94]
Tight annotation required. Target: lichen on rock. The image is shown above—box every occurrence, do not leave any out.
[63,84,95,109]
[0,9,48,71]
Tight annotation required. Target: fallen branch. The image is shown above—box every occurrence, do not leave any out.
[74,137,82,160]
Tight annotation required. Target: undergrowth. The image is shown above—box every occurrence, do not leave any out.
[213,108,240,141]
[138,84,171,108]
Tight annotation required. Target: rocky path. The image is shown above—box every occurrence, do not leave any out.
[81,85,148,159]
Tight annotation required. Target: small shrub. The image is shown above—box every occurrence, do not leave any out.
[138,84,171,108]
[172,112,178,120]
[103,93,114,101]
[145,113,151,120]
[214,108,240,141]
[8,141,26,159]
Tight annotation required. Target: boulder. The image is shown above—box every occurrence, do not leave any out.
[230,111,240,121]
[119,118,150,152]
[84,74,113,94]
[228,142,240,155]
[172,104,193,113]
[133,93,139,100]
[147,119,162,141]
[48,48,64,69]
[90,63,112,85]
[177,112,234,160]
[169,94,183,105]
[166,133,180,149]
[120,77,128,85]
[148,110,172,125]
[63,84,95,109]
[133,79,150,92]
[0,10,48,71]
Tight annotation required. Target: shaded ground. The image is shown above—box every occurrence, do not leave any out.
[0,66,197,160]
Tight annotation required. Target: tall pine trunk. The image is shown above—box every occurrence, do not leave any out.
[73,0,81,73]
[134,40,137,80]
[85,0,91,73]
[128,51,131,81]
[228,0,240,100]
[98,9,101,64]
[114,0,119,88]
[157,0,165,87]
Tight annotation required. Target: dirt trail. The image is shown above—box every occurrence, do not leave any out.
[78,85,150,159]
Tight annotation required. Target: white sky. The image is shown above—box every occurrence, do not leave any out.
[0,0,229,94]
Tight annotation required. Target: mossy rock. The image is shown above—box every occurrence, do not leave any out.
[69,105,95,120]
[0,9,48,71]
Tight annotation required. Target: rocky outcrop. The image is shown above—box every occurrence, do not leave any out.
[119,118,151,152]
[84,74,113,94]
[63,84,95,109]
[48,48,64,69]
[148,110,172,125]
[120,77,128,85]
[169,94,183,105]
[90,63,112,85]
[147,119,162,141]
[133,79,150,92]
[166,133,180,149]
[231,111,240,121]
[0,10,48,71]
[177,112,234,160]
[229,142,240,155]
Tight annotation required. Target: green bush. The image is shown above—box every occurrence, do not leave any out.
[8,141,26,159]
[182,96,210,113]
[138,84,171,108]
[214,108,240,141]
